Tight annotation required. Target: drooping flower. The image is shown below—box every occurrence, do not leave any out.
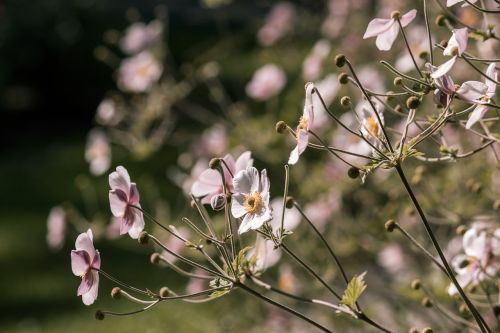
[431,28,468,79]
[85,129,111,176]
[456,63,497,128]
[426,63,456,107]
[359,99,385,146]
[302,39,331,81]
[363,9,417,51]
[108,166,145,239]
[120,21,162,55]
[448,227,500,295]
[71,229,101,305]
[47,206,66,250]
[231,166,272,234]
[288,83,315,165]
[118,51,163,93]
[191,151,253,205]
[257,2,295,47]
[246,64,287,101]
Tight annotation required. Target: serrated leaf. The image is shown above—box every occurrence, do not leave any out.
[340,272,367,309]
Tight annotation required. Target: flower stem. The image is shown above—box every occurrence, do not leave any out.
[396,19,423,78]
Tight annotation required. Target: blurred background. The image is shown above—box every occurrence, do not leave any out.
[0,0,498,332]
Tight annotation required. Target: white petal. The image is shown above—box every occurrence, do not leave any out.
[466,105,489,129]
[231,194,247,218]
[430,57,456,78]
[463,228,486,259]
[235,151,254,172]
[233,167,259,194]
[109,166,131,196]
[82,271,99,306]
[238,214,254,234]
[191,169,221,197]
[375,23,399,51]
[363,18,394,39]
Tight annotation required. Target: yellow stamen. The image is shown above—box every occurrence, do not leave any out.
[365,116,379,139]
[296,116,309,138]
[244,192,263,214]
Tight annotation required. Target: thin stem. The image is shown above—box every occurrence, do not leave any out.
[279,165,290,239]
[158,255,215,280]
[461,56,500,85]
[97,269,152,297]
[379,61,432,87]
[463,0,500,13]
[309,130,359,169]
[397,19,424,77]
[423,0,434,64]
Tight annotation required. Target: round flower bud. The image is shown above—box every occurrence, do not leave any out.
[111,287,122,300]
[411,279,421,290]
[394,104,403,113]
[150,252,161,265]
[435,15,446,27]
[418,51,429,60]
[285,196,295,209]
[408,328,419,333]
[347,167,360,179]
[334,54,346,68]
[159,287,170,298]
[384,219,396,232]
[138,231,149,245]
[208,158,221,170]
[390,10,401,20]
[338,72,349,85]
[340,96,351,106]
[458,258,470,269]
[95,310,105,320]
[406,96,420,109]
[439,40,448,48]
[393,77,403,86]
[455,225,466,236]
[275,121,287,134]
[205,238,213,245]
[493,199,500,211]
[421,297,433,308]
[421,328,433,333]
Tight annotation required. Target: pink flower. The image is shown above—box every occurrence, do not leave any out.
[302,40,331,81]
[96,98,121,125]
[108,166,145,239]
[71,229,100,305]
[359,99,385,147]
[456,63,497,128]
[118,51,163,93]
[231,166,272,234]
[246,64,286,101]
[120,21,162,55]
[85,129,111,176]
[257,2,295,47]
[191,151,253,205]
[426,63,456,106]
[288,83,314,165]
[47,206,66,250]
[363,9,417,51]
[431,28,468,79]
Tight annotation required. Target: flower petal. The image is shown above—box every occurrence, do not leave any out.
[109,166,131,196]
[233,167,259,194]
[259,169,270,195]
[288,130,309,165]
[463,228,487,258]
[82,271,99,306]
[109,189,128,217]
[375,23,399,51]
[75,230,95,258]
[77,270,94,296]
[231,193,247,218]
[430,56,457,78]
[466,104,489,129]
[191,169,221,197]
[485,62,497,95]
[129,183,140,205]
[457,81,488,102]
[238,213,254,234]
[128,209,145,239]
[71,250,90,276]
[363,18,393,39]
[400,9,417,27]
[235,151,254,173]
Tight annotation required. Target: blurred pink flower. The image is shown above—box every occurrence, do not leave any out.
[246,64,286,101]
[160,227,191,264]
[269,197,301,232]
[363,9,417,51]
[302,40,331,81]
[431,28,468,79]
[357,66,386,93]
[247,234,281,273]
[193,124,228,158]
[85,129,111,176]
[71,229,100,305]
[105,216,122,240]
[96,98,120,125]
[311,74,339,131]
[108,166,145,239]
[321,0,349,38]
[395,26,430,73]
[47,206,66,250]
[257,2,295,47]
[447,0,477,7]
[191,151,253,205]
[120,21,162,54]
[118,51,163,93]
[377,244,406,274]
[231,166,272,234]
[288,83,314,165]
[304,192,340,231]
[186,269,208,294]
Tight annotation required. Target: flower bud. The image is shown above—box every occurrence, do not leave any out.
[455,225,466,236]
[406,96,420,109]
[210,193,226,211]
[393,77,403,86]
[95,310,105,320]
[493,199,500,211]
[285,196,295,209]
[435,15,446,26]
[458,258,470,269]
[384,219,396,232]
[418,51,429,60]
[111,287,122,300]
[138,231,149,245]
[408,328,419,333]
[347,167,360,179]
[276,121,287,134]
[421,328,433,333]
[159,287,170,298]
[150,252,161,265]
[421,297,433,308]
[340,96,351,106]
[190,199,197,208]
[394,104,403,113]
[439,40,448,48]
[411,279,421,290]
[334,54,346,68]
[338,72,349,85]
[390,10,401,20]
[209,158,221,170]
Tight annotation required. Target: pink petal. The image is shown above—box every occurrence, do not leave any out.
[288,130,309,165]
[82,271,99,306]
[453,28,468,55]
[485,62,497,94]
[109,189,128,217]
[129,183,140,205]
[91,250,101,270]
[71,250,90,276]
[235,151,254,172]
[457,81,488,102]
[430,56,457,78]
[463,228,487,258]
[77,270,94,296]
[119,207,135,235]
[109,166,131,196]
[400,9,417,27]
[303,83,315,126]
[375,23,399,51]
[75,230,95,258]
[128,209,145,239]
[363,18,393,39]
[466,104,489,129]
[259,169,270,194]
[191,169,221,197]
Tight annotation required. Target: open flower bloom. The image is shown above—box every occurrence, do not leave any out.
[85,129,111,176]
[363,9,417,51]
[108,166,144,239]
[71,229,101,305]
[426,63,456,107]
[246,64,286,101]
[431,28,468,79]
[456,63,497,128]
[231,166,272,234]
[118,51,163,93]
[288,83,315,165]
[359,100,385,147]
[47,206,66,250]
[191,151,253,205]
[448,227,500,295]
[120,21,162,55]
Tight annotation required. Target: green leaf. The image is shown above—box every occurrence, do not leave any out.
[340,272,367,309]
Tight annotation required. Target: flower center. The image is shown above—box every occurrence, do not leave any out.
[365,116,379,139]
[296,116,309,136]
[244,192,263,214]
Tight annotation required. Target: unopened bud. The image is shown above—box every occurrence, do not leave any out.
[334,54,346,67]
[208,158,221,170]
[159,287,170,298]
[456,225,466,236]
[411,279,421,290]
[385,219,396,232]
[150,252,161,265]
[435,15,446,27]
[347,167,360,179]
[211,193,226,211]
[276,121,287,134]
[138,231,149,245]
[340,96,351,106]
[338,72,349,85]
[406,96,421,109]
[391,10,401,20]
[95,310,105,320]
[394,77,403,86]
[385,91,395,102]
[111,287,122,299]
[458,258,470,269]
[421,328,433,333]
[285,196,295,209]
[421,297,433,307]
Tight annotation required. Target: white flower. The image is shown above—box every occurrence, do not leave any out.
[118,51,163,93]
[431,28,468,79]
[231,166,272,234]
[85,129,111,176]
[358,99,385,147]
[288,83,315,165]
